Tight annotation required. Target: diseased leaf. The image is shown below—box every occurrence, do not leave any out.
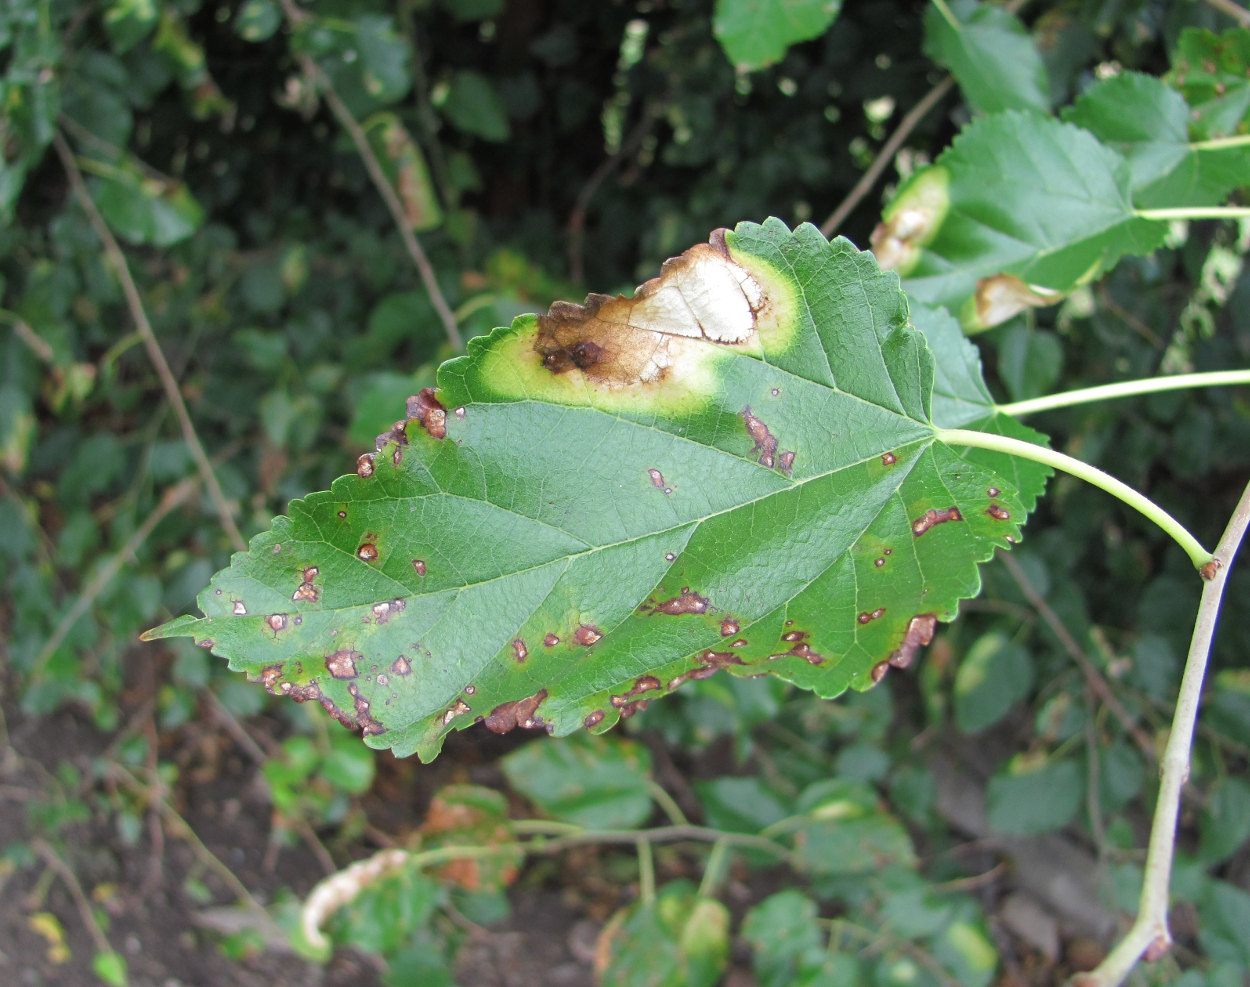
[144,219,1046,762]
[362,113,442,232]
[873,112,1165,329]
[1062,72,1250,208]
[597,881,729,987]
[712,0,842,71]
[923,0,1049,115]
[1168,27,1250,140]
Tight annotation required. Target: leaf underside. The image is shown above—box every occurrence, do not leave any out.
[145,219,1048,761]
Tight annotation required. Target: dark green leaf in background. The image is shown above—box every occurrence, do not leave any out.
[923,0,1049,115]
[438,70,510,142]
[144,220,1046,761]
[1168,28,1250,140]
[712,0,842,71]
[952,631,1033,732]
[986,754,1082,835]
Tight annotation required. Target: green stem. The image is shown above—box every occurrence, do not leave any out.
[1137,206,1250,221]
[637,837,656,905]
[934,428,1213,569]
[1192,133,1250,151]
[698,839,730,899]
[929,0,960,28]
[998,369,1250,417]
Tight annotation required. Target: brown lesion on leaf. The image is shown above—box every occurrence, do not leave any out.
[357,542,380,562]
[483,689,549,734]
[769,629,824,665]
[778,450,795,475]
[742,405,778,468]
[392,655,412,675]
[641,587,710,616]
[292,564,321,603]
[857,608,886,624]
[405,388,447,440]
[375,418,410,453]
[543,632,560,647]
[699,649,744,670]
[442,699,471,726]
[356,453,376,478]
[584,710,605,728]
[511,638,529,662]
[266,613,288,632]
[890,614,937,670]
[882,452,897,466]
[326,649,362,679]
[533,230,767,389]
[347,682,386,736]
[370,599,406,624]
[720,618,739,636]
[611,675,662,709]
[912,506,963,536]
[986,504,1011,521]
[973,274,1062,330]
[574,624,602,646]
[647,468,672,494]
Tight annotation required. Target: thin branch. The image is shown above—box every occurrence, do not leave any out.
[999,552,1156,761]
[1073,478,1250,987]
[30,476,200,676]
[1201,0,1250,26]
[32,839,118,958]
[52,132,246,552]
[276,0,460,348]
[567,107,659,284]
[819,76,955,238]
[1137,206,1250,221]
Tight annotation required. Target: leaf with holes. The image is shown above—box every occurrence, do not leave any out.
[143,219,1046,761]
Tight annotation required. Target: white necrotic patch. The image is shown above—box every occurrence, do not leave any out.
[627,255,761,344]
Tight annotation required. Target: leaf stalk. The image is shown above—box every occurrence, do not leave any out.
[997,369,1250,417]
[934,428,1213,569]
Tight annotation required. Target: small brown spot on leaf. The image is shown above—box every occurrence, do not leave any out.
[357,453,375,478]
[912,506,963,536]
[371,599,406,624]
[406,388,448,440]
[882,452,897,466]
[464,684,476,695]
[987,487,1000,498]
[781,630,805,642]
[871,661,890,684]
[720,618,739,636]
[337,510,348,519]
[647,468,667,490]
[412,558,426,576]
[353,692,385,736]
[889,614,937,669]
[884,548,893,556]
[392,655,411,675]
[778,450,795,474]
[743,405,778,468]
[584,710,604,728]
[618,699,649,719]
[267,613,288,632]
[543,632,560,647]
[644,587,710,616]
[857,608,886,624]
[688,666,719,680]
[664,552,676,562]
[326,649,362,679]
[574,624,602,646]
[357,543,379,562]
[454,407,466,419]
[874,557,886,568]
[232,600,247,616]
[986,504,1011,521]
[483,689,549,734]
[770,629,824,664]
[442,699,471,726]
[731,638,747,647]
[512,638,529,662]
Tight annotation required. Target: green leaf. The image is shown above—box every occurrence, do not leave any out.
[92,166,204,247]
[500,732,654,829]
[874,112,1166,329]
[923,0,1049,115]
[790,779,915,875]
[144,220,1045,761]
[598,881,730,987]
[1063,72,1250,208]
[234,0,281,43]
[952,631,1033,732]
[742,889,844,987]
[92,950,128,987]
[986,755,1082,835]
[361,113,442,232]
[712,0,842,71]
[1198,777,1250,865]
[354,15,411,104]
[1197,880,1250,966]
[1168,28,1250,140]
[438,70,510,142]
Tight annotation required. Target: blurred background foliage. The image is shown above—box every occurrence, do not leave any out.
[1,0,1249,984]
